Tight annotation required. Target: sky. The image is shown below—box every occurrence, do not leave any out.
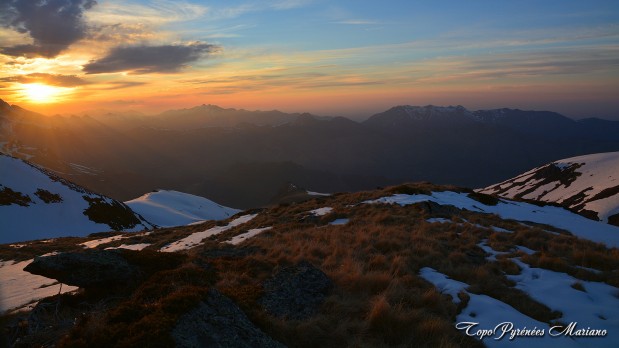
[0,0,618,119]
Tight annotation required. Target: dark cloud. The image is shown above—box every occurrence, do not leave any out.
[83,42,220,74]
[0,73,89,87]
[0,0,96,58]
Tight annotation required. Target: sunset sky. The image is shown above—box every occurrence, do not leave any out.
[0,0,618,119]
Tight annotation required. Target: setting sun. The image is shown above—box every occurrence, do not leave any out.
[20,84,68,103]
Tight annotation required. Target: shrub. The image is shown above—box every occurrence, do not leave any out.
[0,186,32,206]
[34,189,63,203]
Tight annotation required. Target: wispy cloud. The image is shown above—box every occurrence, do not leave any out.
[210,0,313,19]
[97,81,148,90]
[87,23,157,44]
[269,0,313,10]
[86,0,208,25]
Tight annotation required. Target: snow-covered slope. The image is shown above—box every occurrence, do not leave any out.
[124,189,240,227]
[479,152,619,226]
[0,154,153,244]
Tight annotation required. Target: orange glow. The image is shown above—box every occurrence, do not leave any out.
[20,84,71,104]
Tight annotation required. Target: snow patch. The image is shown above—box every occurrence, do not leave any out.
[329,218,349,225]
[225,227,272,245]
[81,234,131,248]
[308,207,333,216]
[161,214,257,252]
[0,259,78,313]
[105,243,151,251]
[307,191,330,196]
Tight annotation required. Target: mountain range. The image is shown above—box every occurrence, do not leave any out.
[3,98,619,346]
[2,99,619,208]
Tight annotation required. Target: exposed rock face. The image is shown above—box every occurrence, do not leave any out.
[24,250,139,288]
[172,289,284,348]
[260,261,333,320]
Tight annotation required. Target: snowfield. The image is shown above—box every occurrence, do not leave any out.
[365,191,619,248]
[125,190,240,228]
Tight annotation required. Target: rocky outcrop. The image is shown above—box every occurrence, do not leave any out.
[260,261,332,320]
[417,200,463,217]
[172,289,284,348]
[24,250,140,288]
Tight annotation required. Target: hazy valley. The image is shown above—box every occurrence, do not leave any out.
[3,100,619,209]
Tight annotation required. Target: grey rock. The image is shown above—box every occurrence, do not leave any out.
[24,250,139,288]
[172,289,284,348]
[260,261,332,320]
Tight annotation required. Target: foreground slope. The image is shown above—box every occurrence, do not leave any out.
[2,183,618,347]
[124,189,240,227]
[0,154,153,243]
[480,152,619,226]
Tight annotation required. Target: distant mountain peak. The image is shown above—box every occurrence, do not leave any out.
[197,104,225,111]
[365,104,477,127]
[390,104,469,113]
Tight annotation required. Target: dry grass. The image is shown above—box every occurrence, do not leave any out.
[3,182,619,347]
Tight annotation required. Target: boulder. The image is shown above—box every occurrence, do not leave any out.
[24,250,139,288]
[417,200,463,217]
[260,261,332,320]
[172,289,284,348]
